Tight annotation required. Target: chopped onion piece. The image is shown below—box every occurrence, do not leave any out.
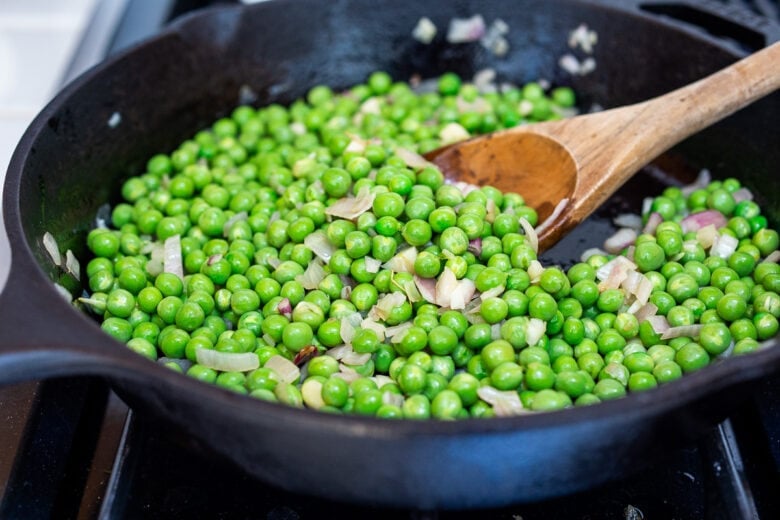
[597,256,637,290]
[642,212,663,235]
[439,122,470,145]
[397,275,422,302]
[277,298,292,318]
[661,324,703,340]
[453,181,480,196]
[394,147,433,170]
[382,391,405,408]
[467,238,482,256]
[385,321,414,341]
[360,97,381,115]
[527,260,544,283]
[449,278,476,310]
[604,228,637,254]
[262,333,276,347]
[763,251,780,264]
[518,217,538,254]
[711,233,739,259]
[535,198,569,236]
[326,345,350,361]
[526,318,546,347]
[681,210,727,233]
[296,259,327,290]
[732,188,753,203]
[580,247,606,262]
[447,14,486,43]
[364,256,382,274]
[383,247,418,273]
[340,312,363,345]
[304,230,336,262]
[613,213,643,230]
[222,211,247,237]
[414,275,436,303]
[696,224,719,250]
[207,253,223,266]
[324,186,375,220]
[264,355,301,384]
[412,16,437,44]
[164,235,183,280]
[435,268,459,307]
[480,285,505,300]
[485,199,498,223]
[373,375,394,388]
[477,386,525,417]
[491,323,502,340]
[196,348,259,373]
[646,315,670,335]
[301,379,326,409]
[361,318,386,341]
[371,292,407,321]
[43,232,62,266]
[333,365,361,383]
[342,350,371,366]
[633,302,659,321]
[64,250,80,280]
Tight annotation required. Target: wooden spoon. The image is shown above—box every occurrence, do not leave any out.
[426,42,780,252]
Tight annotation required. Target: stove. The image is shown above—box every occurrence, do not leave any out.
[0,1,778,518]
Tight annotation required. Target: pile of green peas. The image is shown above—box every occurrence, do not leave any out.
[81,71,780,419]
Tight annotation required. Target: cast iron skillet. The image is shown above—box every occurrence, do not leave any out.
[1,0,779,510]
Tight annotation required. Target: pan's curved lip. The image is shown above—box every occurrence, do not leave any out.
[1,0,779,440]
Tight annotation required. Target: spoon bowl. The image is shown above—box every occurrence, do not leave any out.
[428,42,780,252]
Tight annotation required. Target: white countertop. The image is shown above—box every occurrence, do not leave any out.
[0,0,99,291]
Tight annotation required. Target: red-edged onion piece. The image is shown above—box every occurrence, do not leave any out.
[526,318,547,347]
[296,259,326,290]
[277,298,292,318]
[383,247,418,273]
[535,198,569,237]
[196,348,259,373]
[164,235,183,280]
[681,210,727,233]
[467,238,482,256]
[435,268,459,307]
[264,355,300,384]
[604,228,637,254]
[710,233,739,259]
[661,324,703,340]
[519,217,538,254]
[447,14,486,43]
[43,232,62,266]
[642,212,663,235]
[304,230,336,262]
[293,345,319,366]
[394,147,433,170]
[324,186,375,220]
[64,249,80,281]
[477,386,525,417]
[450,278,477,310]
[222,211,247,237]
[414,275,437,304]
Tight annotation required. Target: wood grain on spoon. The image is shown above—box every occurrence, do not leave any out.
[427,42,780,252]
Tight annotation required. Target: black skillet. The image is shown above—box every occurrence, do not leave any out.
[1,0,779,510]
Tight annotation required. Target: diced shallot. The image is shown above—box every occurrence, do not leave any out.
[414,275,437,304]
[394,147,433,170]
[435,268,459,307]
[518,217,538,254]
[527,260,544,283]
[296,259,326,290]
[364,256,382,274]
[339,312,363,345]
[604,228,637,254]
[763,251,780,264]
[696,225,719,249]
[324,186,375,220]
[361,317,387,341]
[164,235,183,280]
[480,285,506,300]
[596,256,637,291]
[468,238,482,256]
[43,232,62,266]
[64,250,80,281]
[449,278,477,310]
[412,17,437,44]
[681,210,727,233]
[304,230,336,262]
[446,14,486,43]
[222,211,247,237]
[613,213,643,230]
[661,324,703,340]
[439,122,470,145]
[383,247,418,273]
[642,212,663,235]
[370,292,407,321]
[646,315,670,335]
[264,355,301,383]
[633,302,659,321]
[277,298,292,318]
[477,386,525,417]
[526,318,547,347]
[196,348,260,373]
[710,233,739,259]
[385,321,414,341]
[732,188,753,203]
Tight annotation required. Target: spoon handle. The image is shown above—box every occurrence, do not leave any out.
[541,42,780,247]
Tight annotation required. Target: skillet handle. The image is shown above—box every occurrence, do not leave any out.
[0,261,150,386]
